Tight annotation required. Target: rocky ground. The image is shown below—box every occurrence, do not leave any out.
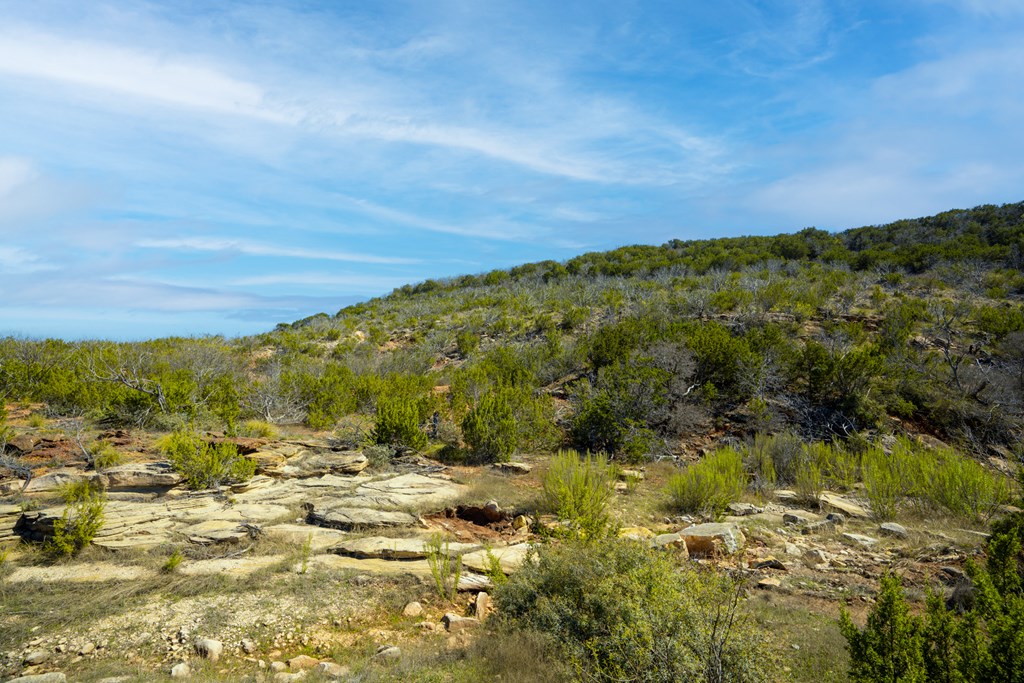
[0,430,993,682]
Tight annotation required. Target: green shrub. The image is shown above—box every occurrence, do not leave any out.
[862,443,913,520]
[455,329,480,358]
[839,574,926,683]
[89,440,124,470]
[462,388,517,463]
[794,458,825,506]
[44,484,105,558]
[162,549,184,573]
[371,397,427,450]
[159,430,256,490]
[542,450,613,540]
[496,539,776,683]
[666,447,745,516]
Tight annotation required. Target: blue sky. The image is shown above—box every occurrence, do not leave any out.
[1,1,1023,340]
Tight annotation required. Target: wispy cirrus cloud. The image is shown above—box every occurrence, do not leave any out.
[135,237,418,265]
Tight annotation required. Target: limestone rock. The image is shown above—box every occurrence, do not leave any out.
[818,492,870,519]
[651,532,690,557]
[7,674,68,683]
[270,661,288,673]
[802,548,831,568]
[240,639,256,655]
[315,662,350,679]
[442,613,480,632]
[100,462,182,490]
[493,462,532,474]
[194,637,223,662]
[23,650,50,665]
[24,469,98,493]
[277,451,368,478]
[403,601,424,617]
[329,536,478,560]
[273,673,308,682]
[618,526,655,540]
[782,510,820,526]
[880,522,909,538]
[842,532,879,547]
[757,577,782,589]
[727,502,762,516]
[460,544,534,574]
[170,662,191,678]
[475,591,491,620]
[680,523,746,555]
[287,654,319,670]
[304,504,417,531]
[344,473,468,510]
[373,645,402,661]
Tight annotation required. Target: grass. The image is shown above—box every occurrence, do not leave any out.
[746,592,850,683]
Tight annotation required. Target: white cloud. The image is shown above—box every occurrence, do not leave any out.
[231,272,408,290]
[0,157,37,197]
[0,245,59,274]
[135,236,418,265]
[0,29,297,123]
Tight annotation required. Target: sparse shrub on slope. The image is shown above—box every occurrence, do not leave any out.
[496,539,776,683]
[371,397,427,450]
[44,482,105,558]
[542,449,613,539]
[666,447,746,516]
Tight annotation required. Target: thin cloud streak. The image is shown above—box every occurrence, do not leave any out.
[135,237,419,265]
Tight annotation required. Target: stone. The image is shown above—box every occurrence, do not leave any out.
[512,515,531,531]
[170,662,191,678]
[460,544,534,574]
[475,592,491,621]
[753,558,787,571]
[329,536,478,560]
[373,645,402,661]
[651,532,689,557]
[315,662,350,679]
[842,532,879,547]
[273,673,308,682]
[818,492,870,519]
[194,637,223,662]
[344,473,468,510]
[262,524,347,551]
[7,674,67,683]
[757,577,782,589]
[287,654,320,670]
[240,638,256,655]
[277,451,368,478]
[727,502,762,516]
[23,469,98,493]
[680,523,746,555]
[784,543,802,556]
[826,513,846,525]
[23,650,49,665]
[270,661,288,673]
[782,510,819,526]
[403,601,424,617]
[880,522,909,538]
[442,613,480,632]
[802,549,831,568]
[304,504,417,531]
[493,462,532,474]
[79,642,96,655]
[100,462,182,490]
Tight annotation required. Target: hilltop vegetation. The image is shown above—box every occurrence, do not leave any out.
[2,201,1023,463]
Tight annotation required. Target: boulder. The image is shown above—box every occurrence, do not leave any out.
[493,462,532,475]
[170,662,191,678]
[194,637,223,662]
[287,654,320,671]
[802,548,831,568]
[475,591,491,620]
[23,650,50,665]
[680,523,746,555]
[727,502,762,516]
[782,510,820,526]
[373,645,402,661]
[442,613,480,632]
[651,532,690,557]
[880,522,909,539]
[842,532,879,547]
[818,492,870,519]
[403,601,423,617]
[315,662,350,679]
[24,469,98,493]
[100,462,182,490]
[277,452,368,478]
[7,674,68,683]
[460,544,534,574]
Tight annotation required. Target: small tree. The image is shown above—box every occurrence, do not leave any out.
[371,397,427,450]
[839,574,926,683]
[44,483,105,558]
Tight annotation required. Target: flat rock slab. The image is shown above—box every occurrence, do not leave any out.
[100,462,182,490]
[276,452,368,478]
[461,544,534,574]
[310,554,433,576]
[680,523,746,555]
[842,532,879,547]
[819,492,870,519]
[306,505,418,531]
[263,524,348,551]
[343,473,467,510]
[179,555,285,577]
[329,536,479,560]
[5,562,153,583]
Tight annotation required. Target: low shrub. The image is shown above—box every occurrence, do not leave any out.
[542,450,613,539]
[496,539,776,683]
[159,430,256,490]
[239,419,279,440]
[89,440,124,470]
[666,447,745,515]
[44,483,105,558]
[371,397,427,450]
[425,533,462,602]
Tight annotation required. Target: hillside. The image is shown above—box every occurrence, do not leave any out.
[1,202,1024,682]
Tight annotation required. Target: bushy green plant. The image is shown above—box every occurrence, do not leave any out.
[89,440,124,470]
[371,397,427,450]
[44,483,105,558]
[496,539,775,683]
[462,388,517,463]
[839,574,926,683]
[666,447,745,516]
[162,549,184,573]
[542,450,613,539]
[159,430,256,490]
